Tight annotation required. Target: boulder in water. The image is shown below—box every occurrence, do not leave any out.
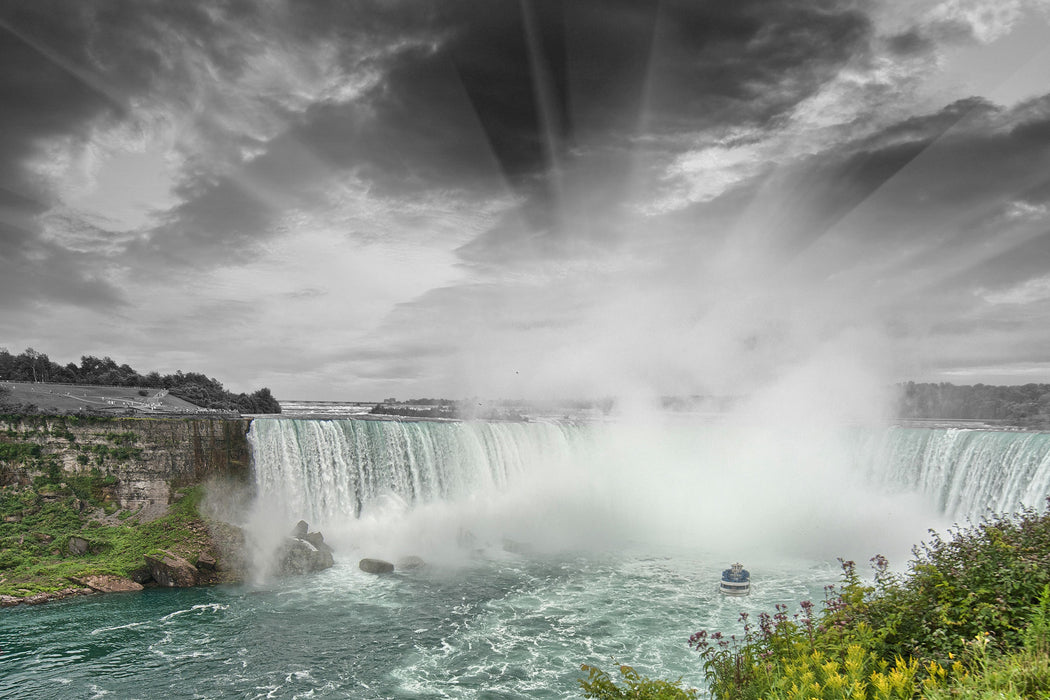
[502,538,532,555]
[276,537,335,576]
[144,551,200,587]
[396,555,426,571]
[359,558,395,574]
[275,521,335,576]
[128,565,154,584]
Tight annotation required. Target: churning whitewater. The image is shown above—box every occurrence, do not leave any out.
[4,418,1050,700]
[248,418,1050,557]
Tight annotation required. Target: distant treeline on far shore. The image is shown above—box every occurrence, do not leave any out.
[897,381,1050,427]
[373,383,1050,428]
[0,347,280,415]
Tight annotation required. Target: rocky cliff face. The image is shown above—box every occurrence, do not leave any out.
[0,416,252,511]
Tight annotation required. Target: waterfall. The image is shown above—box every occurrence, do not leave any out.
[857,427,1050,519]
[248,418,585,524]
[247,418,1050,559]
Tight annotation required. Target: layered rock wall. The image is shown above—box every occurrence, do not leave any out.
[0,416,252,510]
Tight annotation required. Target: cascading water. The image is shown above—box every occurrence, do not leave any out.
[9,418,1050,699]
[248,417,584,523]
[856,427,1050,518]
[247,418,1050,565]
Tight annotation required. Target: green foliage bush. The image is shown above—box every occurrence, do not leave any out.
[678,502,1050,700]
[0,442,42,461]
[579,664,699,699]
[0,477,212,596]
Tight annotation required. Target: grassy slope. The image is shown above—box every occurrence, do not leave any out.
[0,381,202,414]
[0,475,241,596]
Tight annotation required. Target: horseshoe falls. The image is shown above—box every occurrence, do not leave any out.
[856,426,1050,518]
[246,418,1050,565]
[5,417,1050,700]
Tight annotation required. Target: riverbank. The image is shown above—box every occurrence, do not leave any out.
[0,477,249,605]
[1,413,254,605]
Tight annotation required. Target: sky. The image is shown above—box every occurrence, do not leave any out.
[1,0,1050,403]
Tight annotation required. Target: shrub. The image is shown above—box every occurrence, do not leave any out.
[579,664,699,699]
[685,501,1050,700]
[0,442,42,462]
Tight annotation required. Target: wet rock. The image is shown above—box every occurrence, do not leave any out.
[502,538,532,555]
[68,537,90,555]
[72,575,143,593]
[144,551,199,587]
[274,521,335,576]
[396,556,426,571]
[0,588,96,608]
[276,537,334,576]
[128,565,154,584]
[359,558,395,575]
[301,531,327,550]
[196,552,217,571]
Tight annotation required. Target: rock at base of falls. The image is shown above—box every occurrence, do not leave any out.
[359,558,395,574]
[396,555,426,571]
[144,550,200,587]
[72,574,144,593]
[275,521,335,576]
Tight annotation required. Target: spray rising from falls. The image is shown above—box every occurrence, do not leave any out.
[247,419,1050,562]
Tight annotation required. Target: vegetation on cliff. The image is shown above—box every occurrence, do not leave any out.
[581,502,1050,699]
[0,347,280,414]
[0,472,241,598]
[0,415,249,599]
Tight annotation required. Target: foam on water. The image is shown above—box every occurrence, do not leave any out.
[5,418,1049,698]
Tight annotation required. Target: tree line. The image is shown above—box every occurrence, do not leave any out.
[0,347,281,414]
[897,381,1050,426]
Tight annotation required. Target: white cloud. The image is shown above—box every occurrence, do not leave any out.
[644,22,940,214]
[646,138,765,213]
[978,275,1050,305]
[926,0,1027,43]
[1005,200,1050,221]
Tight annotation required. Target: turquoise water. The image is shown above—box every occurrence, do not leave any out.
[8,417,1048,698]
[1,551,834,699]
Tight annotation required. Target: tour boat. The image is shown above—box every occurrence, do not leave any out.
[720,562,751,596]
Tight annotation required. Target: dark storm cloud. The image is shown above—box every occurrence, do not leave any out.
[684,94,1050,271]
[0,0,286,292]
[644,0,872,130]
[350,0,874,263]
[0,0,253,189]
[0,3,112,201]
[885,29,934,56]
[0,0,881,285]
[388,0,872,201]
[0,192,125,311]
[0,240,125,312]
